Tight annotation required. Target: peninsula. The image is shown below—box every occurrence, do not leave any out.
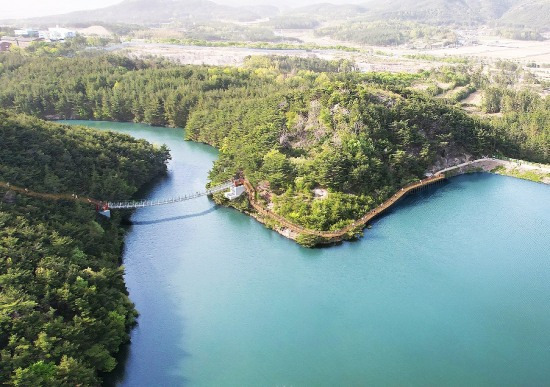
[0,54,547,247]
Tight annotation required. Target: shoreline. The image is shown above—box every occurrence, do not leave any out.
[440,157,550,185]
[237,158,550,247]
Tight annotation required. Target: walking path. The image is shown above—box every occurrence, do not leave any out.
[243,157,549,243]
[0,182,100,206]
[1,157,547,244]
[435,157,550,176]
[243,174,445,242]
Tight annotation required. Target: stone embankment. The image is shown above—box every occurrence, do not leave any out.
[244,157,550,245]
[1,158,547,247]
[436,157,550,184]
[243,174,445,244]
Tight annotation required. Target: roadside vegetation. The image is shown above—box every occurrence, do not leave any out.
[6,35,119,58]
[495,28,545,41]
[132,22,291,44]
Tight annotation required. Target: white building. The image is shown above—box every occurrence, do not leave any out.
[47,27,76,41]
[224,184,246,200]
[14,29,39,37]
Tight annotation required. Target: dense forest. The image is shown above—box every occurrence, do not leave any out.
[1,53,544,236]
[0,48,547,381]
[315,21,457,46]
[0,54,355,127]
[0,111,170,385]
[189,74,514,233]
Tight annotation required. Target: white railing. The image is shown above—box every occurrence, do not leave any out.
[435,157,550,176]
[434,158,497,175]
[107,181,233,209]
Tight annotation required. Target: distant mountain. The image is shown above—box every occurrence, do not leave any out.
[285,0,547,27]
[360,0,521,25]
[291,3,369,19]
[8,0,548,30]
[21,0,278,25]
[498,0,550,28]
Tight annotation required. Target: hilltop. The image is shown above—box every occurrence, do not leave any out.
[359,0,520,25]
[287,0,548,27]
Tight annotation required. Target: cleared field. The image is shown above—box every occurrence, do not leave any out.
[109,30,550,80]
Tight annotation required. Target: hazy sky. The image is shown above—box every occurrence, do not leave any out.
[2,0,365,19]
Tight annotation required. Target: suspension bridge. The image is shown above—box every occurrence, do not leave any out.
[106,181,234,209]
[0,180,237,213]
[1,157,531,243]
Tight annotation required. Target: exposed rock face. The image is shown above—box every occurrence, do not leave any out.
[313,188,328,199]
[2,190,16,204]
[427,153,473,174]
[283,100,328,150]
[44,114,62,120]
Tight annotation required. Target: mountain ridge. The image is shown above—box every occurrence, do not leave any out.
[4,0,548,29]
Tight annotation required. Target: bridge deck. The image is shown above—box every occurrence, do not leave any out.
[107,181,233,209]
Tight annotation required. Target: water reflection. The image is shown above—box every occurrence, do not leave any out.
[128,206,220,226]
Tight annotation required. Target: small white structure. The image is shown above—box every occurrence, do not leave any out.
[47,27,76,41]
[98,209,111,218]
[14,29,39,37]
[224,184,245,200]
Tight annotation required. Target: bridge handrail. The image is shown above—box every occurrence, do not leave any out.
[434,158,496,176]
[106,181,233,209]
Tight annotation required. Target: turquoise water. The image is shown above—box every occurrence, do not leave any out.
[64,121,550,386]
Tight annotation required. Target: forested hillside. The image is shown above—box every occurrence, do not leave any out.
[15,0,547,29]
[0,54,353,127]
[314,20,456,46]
[499,0,550,29]
[0,111,169,385]
[0,53,546,237]
[188,75,512,232]
[20,0,277,24]
[362,0,520,25]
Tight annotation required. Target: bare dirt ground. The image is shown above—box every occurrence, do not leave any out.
[112,41,367,67]
[116,43,257,66]
[75,25,112,37]
[462,90,482,106]
[111,30,550,80]
[431,36,550,63]
[112,42,441,73]
[286,28,550,65]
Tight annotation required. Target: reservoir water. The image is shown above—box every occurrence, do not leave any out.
[64,121,550,386]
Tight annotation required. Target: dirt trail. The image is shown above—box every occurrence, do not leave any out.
[0,182,100,206]
[243,174,445,243]
[243,157,550,243]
